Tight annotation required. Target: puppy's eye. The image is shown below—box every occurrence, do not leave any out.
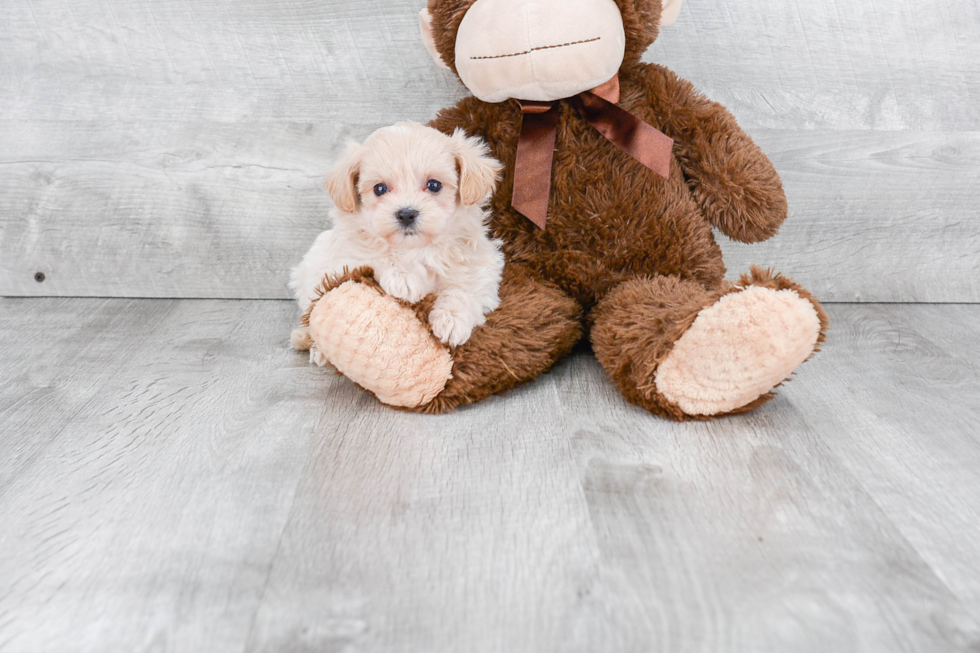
[426,180,443,193]
[374,183,389,197]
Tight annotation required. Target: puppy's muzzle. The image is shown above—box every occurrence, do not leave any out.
[396,207,419,230]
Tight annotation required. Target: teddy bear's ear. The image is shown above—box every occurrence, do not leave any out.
[451,129,502,206]
[419,9,452,71]
[660,0,683,28]
[325,142,363,214]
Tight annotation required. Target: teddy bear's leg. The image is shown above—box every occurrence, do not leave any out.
[418,265,583,413]
[590,268,828,420]
[306,269,455,408]
[306,266,583,412]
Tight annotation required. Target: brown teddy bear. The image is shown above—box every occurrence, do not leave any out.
[303,0,828,420]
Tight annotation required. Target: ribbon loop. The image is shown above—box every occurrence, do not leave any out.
[517,100,555,115]
[511,74,673,230]
[574,92,674,181]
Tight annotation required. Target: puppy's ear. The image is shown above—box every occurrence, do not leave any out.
[325,142,363,214]
[451,129,502,206]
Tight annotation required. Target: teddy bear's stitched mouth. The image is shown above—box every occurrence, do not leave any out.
[470,36,601,61]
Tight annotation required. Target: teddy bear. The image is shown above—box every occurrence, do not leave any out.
[303,0,828,420]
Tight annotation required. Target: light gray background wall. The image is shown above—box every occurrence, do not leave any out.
[1,0,978,301]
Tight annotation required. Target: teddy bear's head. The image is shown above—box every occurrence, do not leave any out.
[420,0,682,103]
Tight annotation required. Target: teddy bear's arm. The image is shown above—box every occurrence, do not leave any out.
[635,64,788,243]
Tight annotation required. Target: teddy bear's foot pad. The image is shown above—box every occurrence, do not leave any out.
[308,281,453,408]
[655,286,822,417]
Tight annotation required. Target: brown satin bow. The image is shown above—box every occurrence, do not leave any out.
[512,75,674,230]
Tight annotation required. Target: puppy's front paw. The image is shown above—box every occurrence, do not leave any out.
[378,271,426,304]
[429,307,477,348]
[309,346,330,368]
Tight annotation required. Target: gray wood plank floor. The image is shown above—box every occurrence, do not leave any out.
[1,299,979,652]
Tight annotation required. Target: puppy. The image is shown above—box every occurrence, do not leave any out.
[290,122,505,364]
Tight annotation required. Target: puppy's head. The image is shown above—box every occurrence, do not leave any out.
[326,122,501,247]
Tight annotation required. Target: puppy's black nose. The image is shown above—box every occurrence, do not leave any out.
[396,207,419,227]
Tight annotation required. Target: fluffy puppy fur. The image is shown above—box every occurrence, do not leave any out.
[290,122,504,361]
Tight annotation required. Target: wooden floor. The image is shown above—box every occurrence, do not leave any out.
[0,298,977,652]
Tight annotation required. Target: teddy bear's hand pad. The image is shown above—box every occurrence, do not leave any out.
[655,285,822,416]
[307,280,453,408]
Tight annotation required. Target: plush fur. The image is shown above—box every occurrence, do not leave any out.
[302,0,828,419]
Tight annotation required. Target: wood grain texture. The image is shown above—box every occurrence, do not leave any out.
[1,299,979,652]
[1,124,978,301]
[551,306,980,652]
[650,0,980,132]
[1,0,979,300]
[0,299,340,652]
[1,0,976,128]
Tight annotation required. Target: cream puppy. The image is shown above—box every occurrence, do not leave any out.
[290,122,505,363]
